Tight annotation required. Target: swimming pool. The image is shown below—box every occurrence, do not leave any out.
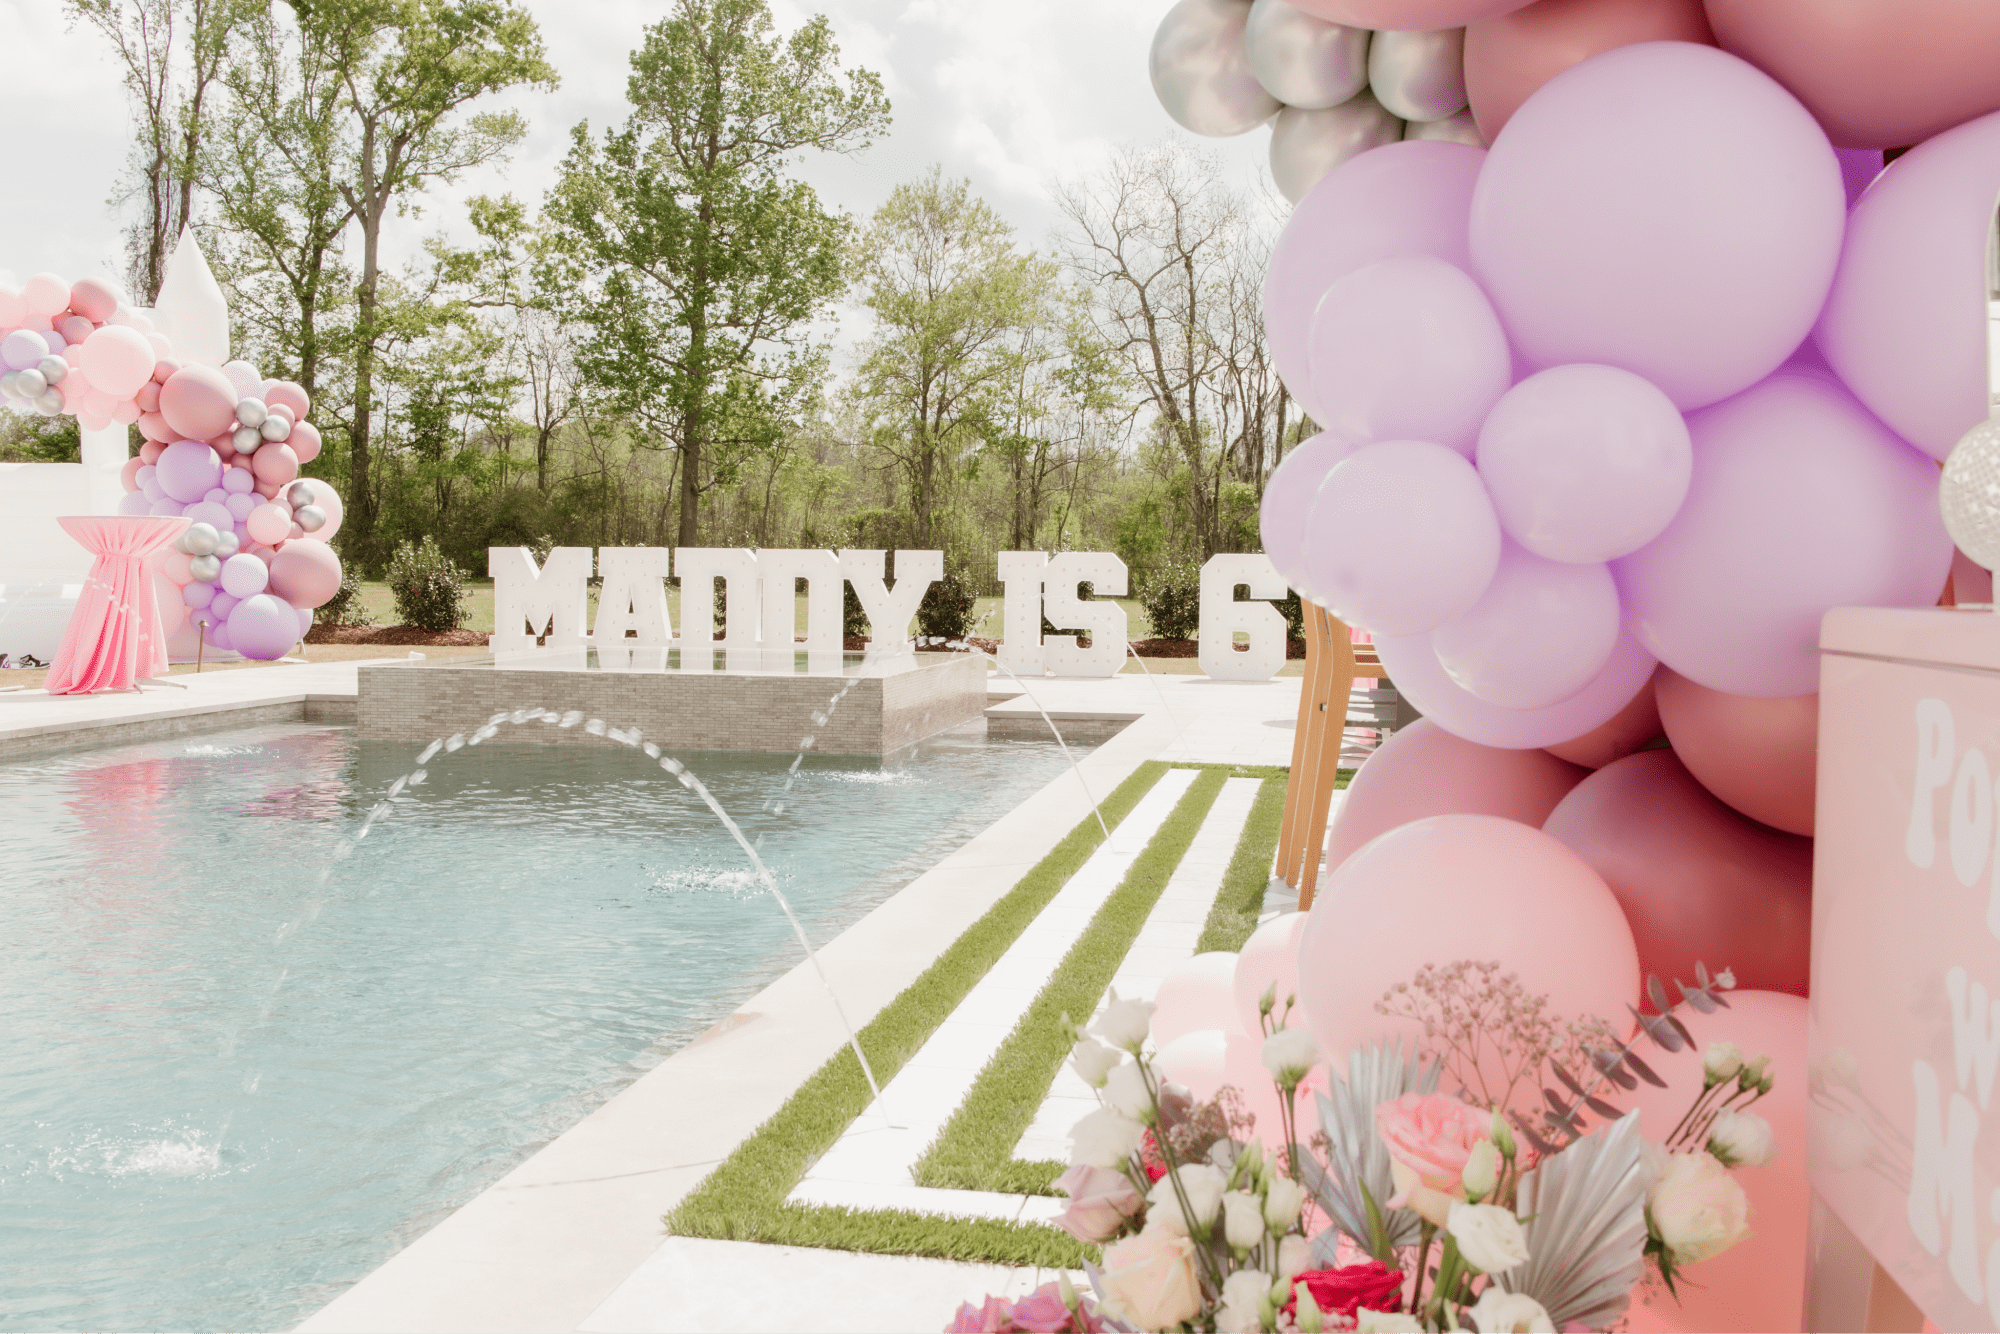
[0,720,1093,1332]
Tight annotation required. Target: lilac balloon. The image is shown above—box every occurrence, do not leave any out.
[0,329,49,371]
[229,593,300,660]
[221,467,256,495]
[210,591,240,619]
[1834,147,1883,208]
[1265,140,1485,423]
[1303,439,1501,636]
[297,605,315,637]
[1260,433,1361,600]
[1815,110,2000,463]
[1474,364,1691,563]
[139,475,164,504]
[155,439,223,504]
[117,490,151,516]
[1616,369,1953,697]
[1375,622,1658,749]
[1307,257,1512,456]
[201,487,229,505]
[1469,42,1844,410]
[207,621,233,651]
[182,580,216,609]
[218,552,270,599]
[183,500,234,533]
[1431,541,1621,710]
[223,491,257,521]
[148,495,185,518]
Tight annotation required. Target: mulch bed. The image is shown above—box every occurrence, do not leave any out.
[306,624,491,647]
[1128,637,1310,660]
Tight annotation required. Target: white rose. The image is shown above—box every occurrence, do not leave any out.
[1707,1109,1777,1169]
[1264,1175,1308,1231]
[1703,1041,1744,1085]
[1222,1189,1266,1249]
[1648,1150,1752,1264]
[1071,1036,1121,1089]
[1102,1060,1154,1121]
[1278,1233,1311,1280]
[1216,1270,1270,1334]
[1261,1026,1320,1085]
[1356,1310,1425,1332]
[1091,988,1156,1052]
[1461,1137,1500,1202]
[1464,1287,1556,1333]
[1147,1162,1229,1235]
[1070,1106,1146,1169]
[1447,1201,1531,1276]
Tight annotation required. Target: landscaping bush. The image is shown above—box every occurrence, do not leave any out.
[1137,557,1201,640]
[317,567,375,627]
[916,565,976,643]
[1277,589,1305,642]
[386,536,469,633]
[843,582,867,638]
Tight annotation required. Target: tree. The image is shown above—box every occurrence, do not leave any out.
[543,0,889,547]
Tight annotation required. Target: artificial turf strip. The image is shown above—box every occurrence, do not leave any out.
[910,766,1231,1197]
[1193,773,1289,954]
[662,761,1171,1269]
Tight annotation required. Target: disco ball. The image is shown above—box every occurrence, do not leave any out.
[1941,416,2000,574]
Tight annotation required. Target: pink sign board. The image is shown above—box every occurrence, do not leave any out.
[1813,606,2000,1329]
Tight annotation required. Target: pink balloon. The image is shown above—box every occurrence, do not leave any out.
[1233,913,1309,1041]
[160,549,193,584]
[152,357,180,384]
[1374,619,1658,749]
[1614,369,1953,698]
[1469,42,1844,410]
[0,287,22,327]
[1543,750,1811,995]
[1259,434,1360,600]
[228,593,302,660]
[1329,717,1586,871]
[1474,363,1691,563]
[1303,440,1500,634]
[159,364,239,440]
[245,502,293,547]
[68,277,120,323]
[1464,0,1714,141]
[264,380,310,418]
[1541,669,1662,768]
[153,570,187,636]
[288,420,322,464]
[119,456,143,492]
[1265,141,1486,423]
[57,314,93,346]
[1297,814,1638,1113]
[1431,540,1621,710]
[1814,110,2000,464]
[1654,668,1816,836]
[1154,1029,1230,1101]
[1307,257,1512,456]
[293,478,343,541]
[134,380,160,414]
[80,325,159,399]
[1219,1028,1327,1155]
[1618,991,1808,1334]
[1151,953,1245,1050]
[1288,0,1532,27]
[154,440,223,504]
[21,272,69,318]
[268,536,342,610]
[251,443,299,486]
[138,439,165,466]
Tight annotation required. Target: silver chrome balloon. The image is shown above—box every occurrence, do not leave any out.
[235,397,268,429]
[36,355,66,385]
[286,480,316,509]
[188,553,222,583]
[16,368,46,398]
[1151,0,1282,137]
[181,522,221,557]
[233,425,263,454]
[213,529,242,557]
[1244,0,1369,110]
[259,415,291,442]
[1404,108,1485,147]
[1270,93,1403,204]
[34,387,62,416]
[295,504,327,533]
[0,372,20,399]
[1368,27,1468,123]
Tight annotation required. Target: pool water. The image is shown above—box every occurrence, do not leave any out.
[0,720,1091,1332]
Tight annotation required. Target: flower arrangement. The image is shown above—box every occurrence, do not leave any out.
[950,960,1778,1333]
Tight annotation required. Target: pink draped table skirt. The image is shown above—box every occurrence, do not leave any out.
[44,514,190,695]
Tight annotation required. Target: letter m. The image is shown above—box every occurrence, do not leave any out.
[1910,1058,1985,1303]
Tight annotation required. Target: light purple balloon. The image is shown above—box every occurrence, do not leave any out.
[229,593,300,660]
[297,605,314,636]
[1469,42,1844,410]
[218,552,270,599]
[207,621,233,651]
[155,439,223,504]
[1475,363,1691,563]
[1615,368,1953,698]
[211,591,240,619]
[1303,439,1501,636]
[1375,621,1658,749]
[1307,257,1512,456]
[1430,540,1621,710]
[183,500,234,533]
[1260,433,1361,600]
[117,490,151,516]
[1264,140,1485,424]
[182,580,215,609]
[0,329,49,371]
[148,495,185,518]
[1815,110,2000,463]
[223,491,257,521]
[202,487,229,505]
[221,467,256,495]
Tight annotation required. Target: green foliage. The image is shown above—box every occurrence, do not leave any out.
[1277,590,1305,642]
[317,567,377,627]
[842,581,866,639]
[1138,556,1202,641]
[915,565,976,643]
[0,412,80,463]
[385,535,470,631]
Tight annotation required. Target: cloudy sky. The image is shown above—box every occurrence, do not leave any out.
[0,0,1273,355]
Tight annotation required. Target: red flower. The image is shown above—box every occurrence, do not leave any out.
[1284,1261,1406,1320]
[1137,1128,1169,1183]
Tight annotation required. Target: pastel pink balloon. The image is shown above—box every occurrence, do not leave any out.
[161,549,193,584]
[1475,363,1691,563]
[119,456,143,491]
[1541,670,1662,768]
[245,502,293,547]
[1209,1029,1328,1157]
[0,287,22,326]
[1431,541,1621,710]
[1814,110,2000,464]
[1464,0,1714,141]
[153,570,188,636]
[58,314,94,345]
[1614,369,1953,697]
[288,420,322,464]
[1259,434,1360,600]
[1233,913,1309,1041]
[159,364,239,441]
[79,325,157,399]
[1655,667,1816,836]
[152,357,180,384]
[154,439,223,504]
[1151,953,1245,1049]
[1153,1029,1230,1101]
[1297,813,1638,1114]
[1265,141,1485,423]
[21,272,70,318]
[264,380,310,418]
[68,277,120,322]
[268,537,343,610]
[1303,440,1500,634]
[1374,619,1658,748]
[1469,42,1844,410]
[1329,717,1586,871]
[251,443,299,486]
[1307,257,1512,456]
[1289,0,1532,27]
[111,400,141,426]
[228,592,302,660]
[293,478,343,541]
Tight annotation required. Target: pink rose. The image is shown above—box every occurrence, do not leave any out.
[1053,1163,1145,1243]
[946,1295,1015,1333]
[1374,1093,1493,1225]
[1098,1227,1203,1331]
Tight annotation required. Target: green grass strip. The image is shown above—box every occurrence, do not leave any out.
[1193,773,1289,954]
[911,767,1230,1196]
[664,761,1171,1267]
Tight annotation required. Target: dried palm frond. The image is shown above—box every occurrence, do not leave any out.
[1302,1039,1439,1259]
[1497,1110,1651,1331]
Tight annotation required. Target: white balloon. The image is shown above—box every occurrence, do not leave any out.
[1404,108,1485,147]
[1244,0,1369,110]
[1269,93,1403,205]
[221,359,265,398]
[1151,0,1282,138]
[1368,28,1467,123]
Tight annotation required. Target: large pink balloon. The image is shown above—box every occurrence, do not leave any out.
[1155,1028,1230,1101]
[1543,750,1811,995]
[1152,953,1245,1050]
[1469,42,1844,410]
[1654,668,1815,836]
[1375,620,1657,749]
[1219,1028,1328,1156]
[1464,0,1714,141]
[1298,814,1639,1112]
[1618,991,1808,1334]
[159,364,239,441]
[268,538,343,611]
[1265,141,1485,424]
[1431,540,1621,710]
[1290,0,1532,27]
[251,443,299,487]
[79,325,158,399]
[68,276,120,323]
[1615,369,1953,698]
[1814,110,2000,464]
[1303,440,1500,635]
[1327,718,1585,871]
[1306,257,1512,456]
[1541,669,1661,768]
[1260,434,1361,600]
[1474,363,1691,564]
[1233,913,1310,1040]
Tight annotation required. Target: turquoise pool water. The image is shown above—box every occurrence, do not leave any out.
[0,720,1090,1332]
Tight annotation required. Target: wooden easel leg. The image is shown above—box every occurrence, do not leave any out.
[1296,610,1356,911]
[1276,603,1327,887]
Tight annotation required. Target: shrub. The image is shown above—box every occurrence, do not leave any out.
[843,582,867,638]
[1277,589,1305,642]
[1138,557,1201,640]
[916,566,976,643]
[317,567,375,628]
[386,536,469,633]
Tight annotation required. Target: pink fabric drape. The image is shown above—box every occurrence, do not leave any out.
[45,515,190,695]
